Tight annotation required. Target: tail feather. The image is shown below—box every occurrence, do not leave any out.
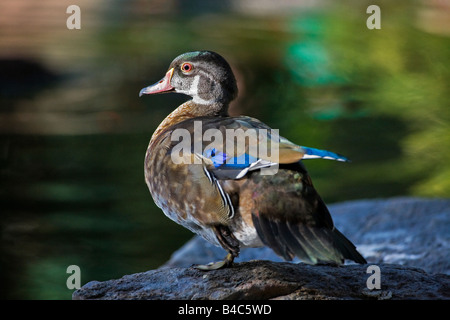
[296,223,344,263]
[331,228,367,264]
[252,213,366,265]
[288,223,332,264]
[252,213,292,260]
[277,221,310,262]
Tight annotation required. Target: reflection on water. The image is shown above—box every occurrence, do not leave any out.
[1,134,192,299]
[1,0,449,299]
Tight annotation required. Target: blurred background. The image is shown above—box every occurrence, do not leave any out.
[0,0,449,299]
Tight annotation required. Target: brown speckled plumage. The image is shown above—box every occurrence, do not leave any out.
[141,51,366,268]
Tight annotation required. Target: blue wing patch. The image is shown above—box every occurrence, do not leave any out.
[204,148,259,169]
[301,146,349,162]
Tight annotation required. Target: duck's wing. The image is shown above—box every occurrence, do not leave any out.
[189,116,348,180]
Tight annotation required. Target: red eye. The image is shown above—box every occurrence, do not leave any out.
[181,62,193,73]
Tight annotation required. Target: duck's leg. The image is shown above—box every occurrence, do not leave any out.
[194,225,240,271]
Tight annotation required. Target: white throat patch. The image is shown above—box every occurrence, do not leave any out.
[175,74,214,105]
[191,75,213,105]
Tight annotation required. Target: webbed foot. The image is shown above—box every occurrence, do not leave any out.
[194,253,234,271]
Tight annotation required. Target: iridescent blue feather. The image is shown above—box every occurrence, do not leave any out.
[301,146,349,162]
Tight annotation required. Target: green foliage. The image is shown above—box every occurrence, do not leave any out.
[323,7,450,198]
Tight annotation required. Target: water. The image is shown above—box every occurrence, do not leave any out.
[1,0,449,299]
[1,134,192,299]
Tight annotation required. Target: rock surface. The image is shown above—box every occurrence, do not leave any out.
[73,197,450,300]
[165,197,450,275]
[73,261,449,300]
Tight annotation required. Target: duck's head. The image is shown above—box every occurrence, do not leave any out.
[139,51,238,107]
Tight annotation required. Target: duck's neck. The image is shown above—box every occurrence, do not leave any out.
[150,100,229,145]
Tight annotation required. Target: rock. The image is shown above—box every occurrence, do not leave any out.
[164,197,450,275]
[73,261,450,300]
[73,197,450,300]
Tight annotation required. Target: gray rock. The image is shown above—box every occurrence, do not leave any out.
[73,261,450,300]
[165,197,450,275]
[73,197,450,300]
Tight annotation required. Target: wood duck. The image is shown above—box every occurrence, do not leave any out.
[140,51,366,270]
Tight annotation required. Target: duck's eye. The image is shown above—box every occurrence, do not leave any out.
[181,62,193,73]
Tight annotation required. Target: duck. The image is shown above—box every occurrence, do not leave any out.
[140,51,366,270]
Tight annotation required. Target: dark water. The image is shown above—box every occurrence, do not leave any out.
[1,1,449,299]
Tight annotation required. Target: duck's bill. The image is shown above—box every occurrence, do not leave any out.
[139,68,175,96]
